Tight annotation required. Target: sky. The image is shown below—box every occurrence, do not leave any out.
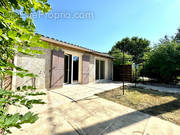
[34,0,180,52]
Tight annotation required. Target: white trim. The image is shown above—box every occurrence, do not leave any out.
[78,56,80,83]
[64,54,71,84]
[94,58,96,81]
[71,55,74,84]
[95,59,105,80]
[64,54,80,84]
[72,55,80,84]
[68,55,70,83]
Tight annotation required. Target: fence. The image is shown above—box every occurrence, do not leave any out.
[113,65,132,82]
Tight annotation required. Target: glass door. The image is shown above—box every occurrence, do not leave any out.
[64,54,72,84]
[73,56,79,83]
[96,60,105,80]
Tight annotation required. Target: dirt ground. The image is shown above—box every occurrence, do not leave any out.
[97,86,180,125]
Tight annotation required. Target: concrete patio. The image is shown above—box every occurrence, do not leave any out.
[9,82,125,114]
[9,82,180,135]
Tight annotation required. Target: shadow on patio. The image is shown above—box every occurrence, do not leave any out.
[51,98,180,135]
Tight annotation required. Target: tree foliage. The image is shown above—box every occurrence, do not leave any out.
[0,0,51,134]
[109,47,132,65]
[110,37,150,66]
[141,42,180,83]
[110,37,150,86]
[115,37,150,64]
[159,35,174,44]
[175,28,180,41]
[159,28,180,43]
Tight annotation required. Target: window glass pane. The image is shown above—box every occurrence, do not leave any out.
[73,56,79,81]
[96,60,99,80]
[64,55,69,83]
[100,61,105,79]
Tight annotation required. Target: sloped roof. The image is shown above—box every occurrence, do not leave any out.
[40,34,113,59]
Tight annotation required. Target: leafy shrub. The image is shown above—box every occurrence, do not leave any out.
[141,42,180,83]
[0,0,51,134]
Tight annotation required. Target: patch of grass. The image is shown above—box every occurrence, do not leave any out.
[97,86,180,125]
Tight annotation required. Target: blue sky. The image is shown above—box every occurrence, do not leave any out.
[35,0,180,52]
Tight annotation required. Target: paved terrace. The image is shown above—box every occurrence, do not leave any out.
[8,82,180,135]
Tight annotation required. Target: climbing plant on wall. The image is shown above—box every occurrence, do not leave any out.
[0,0,51,134]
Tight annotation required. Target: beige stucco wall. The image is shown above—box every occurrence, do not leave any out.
[61,48,113,84]
[89,54,95,83]
[12,47,52,90]
[12,44,113,90]
[61,47,83,84]
[94,56,112,80]
[108,59,113,80]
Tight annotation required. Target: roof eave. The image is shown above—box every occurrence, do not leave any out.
[40,36,113,59]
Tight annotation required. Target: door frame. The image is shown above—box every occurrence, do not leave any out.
[64,54,72,84]
[95,59,105,81]
[72,55,80,84]
[64,54,80,84]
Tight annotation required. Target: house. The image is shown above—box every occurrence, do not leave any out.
[12,35,114,90]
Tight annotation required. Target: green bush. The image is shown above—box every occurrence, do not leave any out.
[141,42,180,83]
[0,0,51,134]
